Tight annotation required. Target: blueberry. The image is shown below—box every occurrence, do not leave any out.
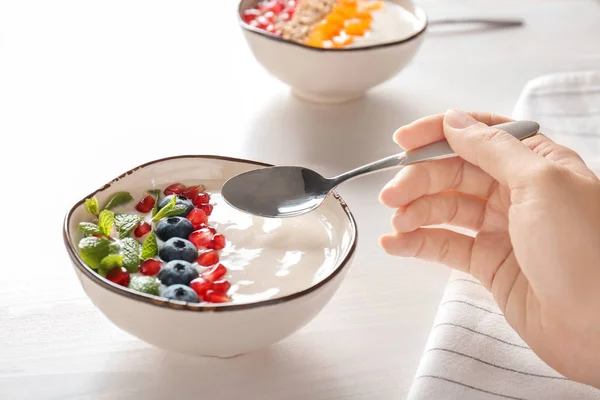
[157,260,199,286]
[158,194,193,217]
[162,284,199,303]
[158,237,198,263]
[155,216,194,242]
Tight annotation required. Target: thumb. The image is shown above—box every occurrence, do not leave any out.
[443,109,547,187]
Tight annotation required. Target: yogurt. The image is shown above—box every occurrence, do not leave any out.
[203,193,338,303]
[350,1,423,47]
[80,184,341,305]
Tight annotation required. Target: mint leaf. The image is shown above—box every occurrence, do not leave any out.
[98,210,115,237]
[108,241,121,255]
[85,197,99,216]
[98,254,124,276]
[152,194,177,221]
[114,213,142,239]
[159,204,189,219]
[148,189,161,217]
[78,236,111,269]
[141,231,158,260]
[104,192,133,210]
[78,222,101,235]
[121,237,142,272]
[128,276,160,295]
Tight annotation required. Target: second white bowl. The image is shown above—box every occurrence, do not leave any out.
[238,0,428,103]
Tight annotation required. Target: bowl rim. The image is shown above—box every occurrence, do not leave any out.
[237,0,428,53]
[63,154,358,313]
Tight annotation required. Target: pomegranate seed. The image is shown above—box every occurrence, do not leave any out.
[106,267,130,287]
[193,192,210,207]
[186,208,208,229]
[212,279,231,294]
[266,24,276,33]
[211,234,226,250]
[197,250,219,267]
[134,221,152,238]
[258,0,272,11]
[250,20,259,28]
[202,263,227,282]
[189,277,212,298]
[164,183,186,195]
[280,12,290,21]
[242,8,260,23]
[268,1,284,13]
[200,203,213,216]
[135,195,156,213]
[140,259,162,276]
[198,223,217,234]
[188,228,214,249]
[256,16,269,28]
[204,290,231,303]
[182,185,202,200]
[263,11,275,21]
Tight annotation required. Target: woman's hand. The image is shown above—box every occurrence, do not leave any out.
[379,109,600,388]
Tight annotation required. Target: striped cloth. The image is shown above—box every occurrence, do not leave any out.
[407,70,600,400]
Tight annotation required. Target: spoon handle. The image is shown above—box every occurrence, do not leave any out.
[403,120,539,164]
[428,18,525,28]
[330,121,539,186]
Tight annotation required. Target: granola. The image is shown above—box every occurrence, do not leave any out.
[279,0,337,42]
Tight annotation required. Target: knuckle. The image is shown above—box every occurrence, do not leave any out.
[488,112,510,126]
[449,161,465,189]
[447,194,460,224]
[525,134,553,155]
[527,136,577,163]
[437,236,452,264]
[529,163,562,182]
[480,127,510,144]
[412,234,428,258]
[513,163,565,200]
[418,197,433,225]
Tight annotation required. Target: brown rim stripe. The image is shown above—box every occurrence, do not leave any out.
[63,154,358,313]
[237,0,429,53]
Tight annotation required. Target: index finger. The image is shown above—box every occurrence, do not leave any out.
[393,111,513,150]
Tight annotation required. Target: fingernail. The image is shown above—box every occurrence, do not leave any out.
[444,109,478,129]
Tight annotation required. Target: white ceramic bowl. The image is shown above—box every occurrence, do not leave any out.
[238,0,428,103]
[63,155,357,357]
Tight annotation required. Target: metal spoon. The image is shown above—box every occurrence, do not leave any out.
[428,18,524,29]
[221,121,540,218]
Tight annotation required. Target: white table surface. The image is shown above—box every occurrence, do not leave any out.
[1,0,599,399]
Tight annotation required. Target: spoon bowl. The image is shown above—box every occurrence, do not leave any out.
[221,166,331,218]
[223,121,540,218]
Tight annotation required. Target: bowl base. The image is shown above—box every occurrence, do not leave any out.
[291,88,365,104]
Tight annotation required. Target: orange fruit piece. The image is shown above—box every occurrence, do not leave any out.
[355,11,373,21]
[305,36,324,47]
[345,19,371,36]
[333,3,356,19]
[325,12,346,28]
[305,30,326,47]
[360,1,383,11]
[313,22,342,39]
[340,0,357,5]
